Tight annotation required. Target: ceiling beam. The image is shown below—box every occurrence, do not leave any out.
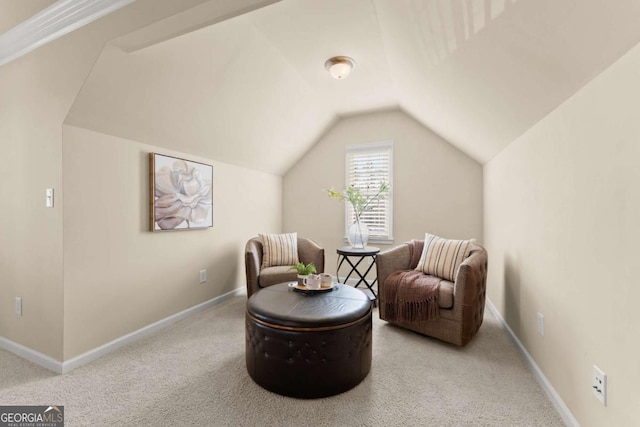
[0,0,136,67]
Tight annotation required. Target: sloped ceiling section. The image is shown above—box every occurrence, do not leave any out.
[377,0,640,163]
[66,13,334,175]
[66,0,640,173]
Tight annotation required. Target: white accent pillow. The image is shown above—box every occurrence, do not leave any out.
[415,233,474,281]
[260,232,299,268]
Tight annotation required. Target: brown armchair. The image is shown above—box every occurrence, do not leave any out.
[376,241,488,346]
[245,237,325,297]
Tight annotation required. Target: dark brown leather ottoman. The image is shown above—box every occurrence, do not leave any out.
[246,282,372,398]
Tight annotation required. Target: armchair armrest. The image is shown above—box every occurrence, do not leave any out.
[451,245,488,344]
[298,238,325,274]
[453,246,488,306]
[375,244,412,295]
[245,239,262,297]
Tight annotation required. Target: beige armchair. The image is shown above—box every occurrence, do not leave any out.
[245,237,325,297]
[376,241,488,346]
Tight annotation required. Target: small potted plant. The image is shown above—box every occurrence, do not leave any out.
[289,262,317,285]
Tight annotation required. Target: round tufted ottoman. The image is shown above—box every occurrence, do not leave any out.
[246,282,372,399]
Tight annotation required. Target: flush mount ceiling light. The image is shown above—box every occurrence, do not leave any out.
[324,56,355,79]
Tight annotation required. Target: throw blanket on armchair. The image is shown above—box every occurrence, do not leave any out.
[406,239,424,269]
[383,270,441,322]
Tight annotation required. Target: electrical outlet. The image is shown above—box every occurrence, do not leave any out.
[199,270,207,284]
[592,365,607,405]
[537,312,544,336]
[15,297,22,316]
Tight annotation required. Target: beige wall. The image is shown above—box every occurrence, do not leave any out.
[62,125,280,359]
[0,12,101,361]
[0,0,280,362]
[283,109,483,273]
[0,56,65,359]
[484,41,640,425]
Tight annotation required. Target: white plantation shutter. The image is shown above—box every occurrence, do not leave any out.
[345,141,393,242]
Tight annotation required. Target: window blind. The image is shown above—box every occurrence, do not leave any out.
[345,141,393,241]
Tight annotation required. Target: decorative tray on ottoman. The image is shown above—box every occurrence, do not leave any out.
[288,283,336,295]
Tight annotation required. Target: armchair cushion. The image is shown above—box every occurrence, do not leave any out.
[438,280,454,309]
[259,232,299,268]
[258,266,297,288]
[415,233,474,281]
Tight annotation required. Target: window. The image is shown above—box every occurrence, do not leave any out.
[345,141,393,243]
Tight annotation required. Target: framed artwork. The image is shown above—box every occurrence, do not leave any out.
[149,153,213,231]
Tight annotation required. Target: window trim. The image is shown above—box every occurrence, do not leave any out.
[344,140,394,244]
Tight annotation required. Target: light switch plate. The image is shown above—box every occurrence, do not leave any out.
[45,188,54,208]
[537,312,544,336]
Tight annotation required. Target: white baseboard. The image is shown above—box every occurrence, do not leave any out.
[485,298,579,427]
[0,287,246,374]
[0,336,63,373]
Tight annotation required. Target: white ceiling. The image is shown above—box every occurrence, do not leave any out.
[248,0,396,114]
[377,0,640,162]
[63,0,640,173]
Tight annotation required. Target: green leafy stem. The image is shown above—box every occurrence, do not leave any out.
[326,182,390,222]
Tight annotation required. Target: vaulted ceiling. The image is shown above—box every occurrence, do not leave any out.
[33,0,640,173]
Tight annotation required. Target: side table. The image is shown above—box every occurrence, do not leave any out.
[336,246,380,305]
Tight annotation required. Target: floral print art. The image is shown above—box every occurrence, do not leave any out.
[152,156,212,230]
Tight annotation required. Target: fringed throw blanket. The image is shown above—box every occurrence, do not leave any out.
[383,270,441,322]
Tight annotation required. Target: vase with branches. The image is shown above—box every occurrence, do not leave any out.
[327,182,390,248]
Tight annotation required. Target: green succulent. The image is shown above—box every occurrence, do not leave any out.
[289,262,317,275]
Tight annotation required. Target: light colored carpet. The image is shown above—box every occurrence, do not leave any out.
[0,296,564,426]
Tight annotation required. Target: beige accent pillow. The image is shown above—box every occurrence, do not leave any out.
[260,232,299,268]
[415,233,474,281]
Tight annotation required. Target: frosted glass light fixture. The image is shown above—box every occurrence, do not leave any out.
[324,56,355,79]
